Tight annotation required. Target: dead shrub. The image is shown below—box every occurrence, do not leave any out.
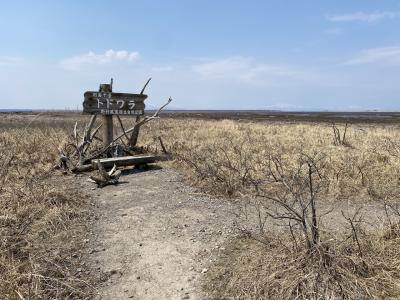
[204,229,400,300]
[332,123,350,147]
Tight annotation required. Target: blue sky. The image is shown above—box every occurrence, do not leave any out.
[1,1,400,110]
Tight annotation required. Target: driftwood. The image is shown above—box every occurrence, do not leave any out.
[91,154,167,169]
[140,78,152,95]
[158,136,168,154]
[116,115,129,144]
[89,162,122,187]
[59,80,171,177]
[72,154,169,173]
[71,164,93,173]
[59,152,69,171]
[110,97,172,147]
[61,115,103,169]
[74,97,173,160]
[128,97,172,147]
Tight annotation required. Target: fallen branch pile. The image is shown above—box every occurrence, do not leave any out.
[89,162,122,187]
[57,80,172,187]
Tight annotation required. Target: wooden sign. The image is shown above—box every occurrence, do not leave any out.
[83,91,147,115]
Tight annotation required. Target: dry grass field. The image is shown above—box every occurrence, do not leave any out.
[142,117,400,299]
[2,112,400,299]
[0,114,96,299]
[143,118,400,201]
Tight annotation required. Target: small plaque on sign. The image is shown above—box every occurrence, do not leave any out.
[83,92,147,115]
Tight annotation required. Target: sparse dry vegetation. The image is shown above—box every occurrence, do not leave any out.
[203,228,400,299]
[142,119,400,203]
[2,113,400,299]
[140,118,400,299]
[0,115,94,299]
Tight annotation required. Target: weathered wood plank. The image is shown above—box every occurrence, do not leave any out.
[91,154,167,169]
[83,91,147,115]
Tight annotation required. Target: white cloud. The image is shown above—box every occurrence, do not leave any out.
[327,11,400,22]
[192,56,306,85]
[60,49,140,70]
[345,46,400,65]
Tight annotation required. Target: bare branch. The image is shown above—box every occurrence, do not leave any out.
[116,115,129,144]
[140,77,152,95]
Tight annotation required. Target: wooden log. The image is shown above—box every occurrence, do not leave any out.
[71,164,94,172]
[91,154,167,169]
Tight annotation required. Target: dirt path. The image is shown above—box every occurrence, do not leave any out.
[77,166,389,300]
[83,167,237,300]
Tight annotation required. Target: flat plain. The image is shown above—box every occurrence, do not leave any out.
[2,111,400,299]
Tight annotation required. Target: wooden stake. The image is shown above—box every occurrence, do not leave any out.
[102,115,113,147]
[99,82,113,147]
[158,136,168,154]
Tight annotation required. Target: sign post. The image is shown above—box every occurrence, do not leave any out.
[99,83,113,147]
[83,79,147,148]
